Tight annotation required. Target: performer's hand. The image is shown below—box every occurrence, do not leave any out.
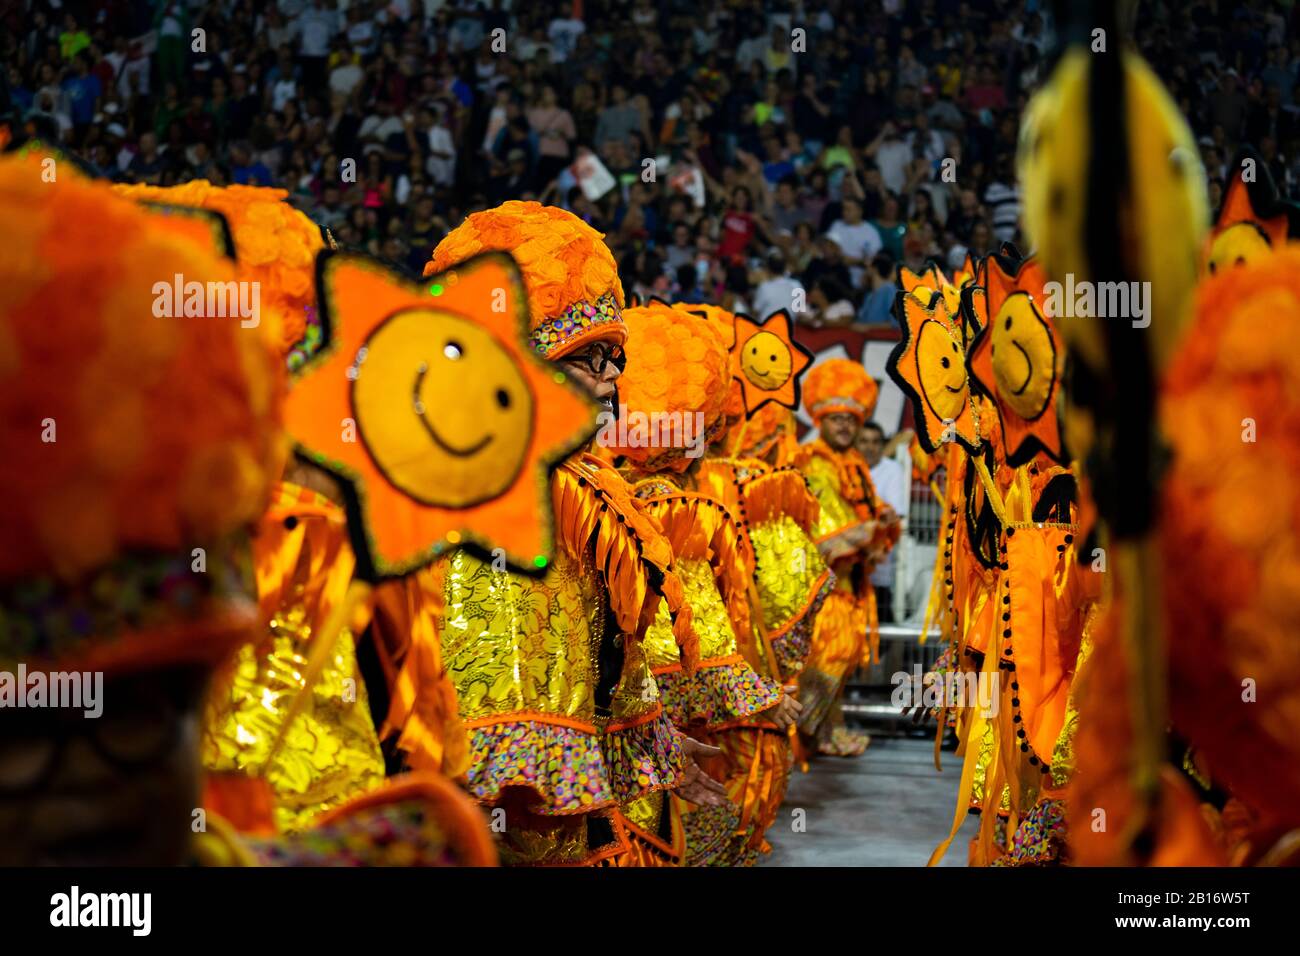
[763,693,803,731]
[677,736,729,807]
[852,520,879,548]
[901,671,937,725]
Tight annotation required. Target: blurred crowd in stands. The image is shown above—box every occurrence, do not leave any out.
[5,0,1298,326]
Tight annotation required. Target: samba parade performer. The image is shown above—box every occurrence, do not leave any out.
[609,300,797,865]
[416,202,724,866]
[683,305,830,852]
[109,180,389,834]
[794,359,899,757]
[891,251,1103,866]
[0,155,494,867]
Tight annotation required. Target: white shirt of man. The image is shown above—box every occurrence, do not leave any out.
[427,123,456,187]
[753,275,806,321]
[874,138,913,194]
[826,219,883,263]
[548,17,586,61]
[869,453,910,588]
[297,8,337,58]
[330,61,364,98]
[271,77,298,113]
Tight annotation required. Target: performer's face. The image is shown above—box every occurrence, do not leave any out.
[0,667,207,865]
[555,339,625,415]
[820,412,861,451]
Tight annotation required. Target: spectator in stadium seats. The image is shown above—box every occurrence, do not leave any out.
[858,253,899,327]
[752,249,805,321]
[825,196,883,288]
[870,193,908,262]
[865,119,913,195]
[22,0,1287,293]
[983,157,1021,243]
[802,234,854,301]
[807,274,857,328]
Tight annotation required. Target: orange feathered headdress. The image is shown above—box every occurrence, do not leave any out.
[0,156,286,674]
[425,200,625,360]
[110,180,325,362]
[802,358,878,424]
[611,302,730,471]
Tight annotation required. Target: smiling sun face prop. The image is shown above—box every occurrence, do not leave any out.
[966,256,1067,466]
[285,251,598,579]
[352,311,534,507]
[730,310,812,415]
[1204,148,1300,276]
[887,290,978,453]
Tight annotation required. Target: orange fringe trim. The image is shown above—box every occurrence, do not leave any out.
[632,485,755,646]
[553,454,699,672]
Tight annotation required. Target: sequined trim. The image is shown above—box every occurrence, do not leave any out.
[466,719,614,815]
[530,291,622,357]
[655,658,783,730]
[771,573,833,681]
[601,710,686,804]
[286,304,324,373]
[991,797,1067,867]
[0,536,253,666]
[681,799,760,867]
[246,801,460,866]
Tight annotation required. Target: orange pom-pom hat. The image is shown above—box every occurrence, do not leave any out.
[611,302,731,471]
[679,302,745,424]
[802,358,879,424]
[0,156,286,675]
[110,180,326,364]
[425,200,625,361]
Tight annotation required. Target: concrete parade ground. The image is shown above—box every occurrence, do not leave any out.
[762,736,978,867]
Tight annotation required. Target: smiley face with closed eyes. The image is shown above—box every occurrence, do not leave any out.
[965,255,1067,466]
[887,291,978,452]
[742,330,794,390]
[353,309,535,508]
[989,293,1056,421]
[916,317,968,421]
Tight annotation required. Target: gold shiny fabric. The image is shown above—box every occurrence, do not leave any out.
[201,482,385,834]
[803,455,862,543]
[643,556,739,669]
[610,621,661,722]
[430,456,695,866]
[438,546,602,723]
[751,514,827,635]
[494,809,595,867]
[793,445,882,743]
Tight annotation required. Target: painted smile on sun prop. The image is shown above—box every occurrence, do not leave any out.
[683,305,813,416]
[965,255,1068,467]
[887,289,979,453]
[285,250,600,579]
[730,310,813,415]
